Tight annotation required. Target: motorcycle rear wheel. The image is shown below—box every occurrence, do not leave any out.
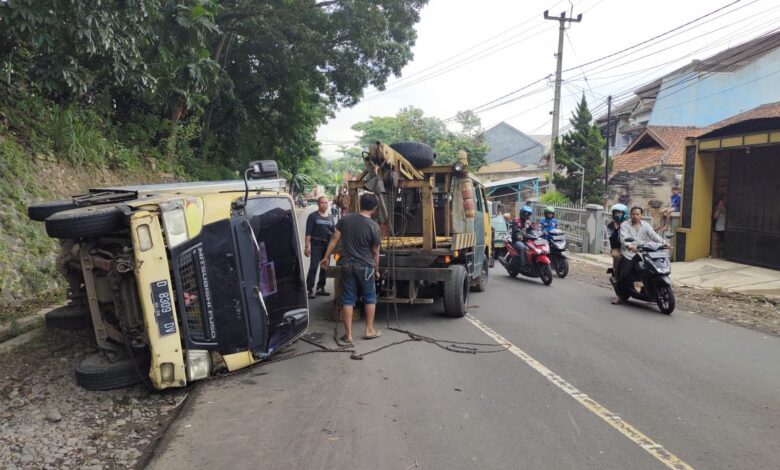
[656,284,675,314]
[555,257,569,278]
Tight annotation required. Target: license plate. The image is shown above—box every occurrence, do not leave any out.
[151,280,177,336]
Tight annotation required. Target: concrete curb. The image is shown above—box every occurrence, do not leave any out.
[0,304,65,340]
[0,326,44,354]
[0,302,69,351]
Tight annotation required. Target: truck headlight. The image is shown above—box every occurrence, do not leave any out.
[161,205,189,248]
[186,350,211,382]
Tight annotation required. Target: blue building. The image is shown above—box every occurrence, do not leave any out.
[649,31,780,127]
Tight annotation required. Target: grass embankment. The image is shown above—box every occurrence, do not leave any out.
[0,93,231,318]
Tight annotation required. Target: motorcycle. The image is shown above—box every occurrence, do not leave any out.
[497,228,554,286]
[607,237,675,314]
[545,228,569,278]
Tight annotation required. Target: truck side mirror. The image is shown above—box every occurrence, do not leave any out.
[247,160,279,180]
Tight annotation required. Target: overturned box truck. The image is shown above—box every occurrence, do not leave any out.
[28,161,308,390]
[329,142,491,317]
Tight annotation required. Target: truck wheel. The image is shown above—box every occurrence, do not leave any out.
[75,351,149,391]
[28,200,77,221]
[471,259,489,292]
[45,303,91,330]
[45,205,125,239]
[389,142,435,169]
[443,264,469,318]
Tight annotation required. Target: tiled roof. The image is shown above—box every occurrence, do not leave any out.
[703,101,780,132]
[611,147,666,174]
[611,126,706,175]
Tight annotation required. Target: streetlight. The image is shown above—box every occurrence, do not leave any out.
[570,159,584,205]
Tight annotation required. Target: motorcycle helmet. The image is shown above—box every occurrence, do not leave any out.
[610,203,628,223]
[543,206,556,217]
[520,205,533,219]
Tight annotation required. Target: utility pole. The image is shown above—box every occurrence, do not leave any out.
[544,10,582,192]
[604,95,612,207]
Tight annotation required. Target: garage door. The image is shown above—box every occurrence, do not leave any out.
[725,146,780,269]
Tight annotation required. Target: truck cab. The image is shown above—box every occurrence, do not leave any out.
[29,161,309,390]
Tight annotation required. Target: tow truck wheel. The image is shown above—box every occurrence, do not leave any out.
[45,205,125,239]
[75,351,149,391]
[27,200,77,222]
[443,264,469,318]
[471,258,489,292]
[45,303,90,330]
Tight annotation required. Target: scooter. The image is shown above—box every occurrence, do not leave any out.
[607,237,675,314]
[545,228,569,278]
[497,228,554,286]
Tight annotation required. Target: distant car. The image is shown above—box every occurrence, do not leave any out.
[28,161,309,391]
[490,215,510,267]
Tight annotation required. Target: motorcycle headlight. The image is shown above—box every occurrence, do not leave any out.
[160,202,189,248]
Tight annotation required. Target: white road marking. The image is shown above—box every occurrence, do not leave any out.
[465,314,694,470]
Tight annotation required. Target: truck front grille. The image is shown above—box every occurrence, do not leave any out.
[177,249,207,341]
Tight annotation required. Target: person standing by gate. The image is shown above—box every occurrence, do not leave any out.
[305,196,335,299]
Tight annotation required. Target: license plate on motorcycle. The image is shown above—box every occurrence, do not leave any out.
[151,280,177,336]
[647,251,668,259]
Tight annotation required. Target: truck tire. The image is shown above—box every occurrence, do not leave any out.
[75,351,148,391]
[45,205,125,239]
[45,303,91,330]
[390,142,435,169]
[28,200,77,222]
[443,264,469,318]
[470,258,489,292]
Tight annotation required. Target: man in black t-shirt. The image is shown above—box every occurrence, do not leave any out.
[305,196,335,298]
[320,193,381,344]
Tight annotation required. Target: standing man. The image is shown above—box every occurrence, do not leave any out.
[320,193,381,344]
[305,196,335,299]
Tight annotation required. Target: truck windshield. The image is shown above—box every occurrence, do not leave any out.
[244,197,307,327]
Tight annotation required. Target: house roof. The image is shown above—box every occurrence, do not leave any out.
[477,160,523,174]
[485,175,539,188]
[483,122,544,166]
[698,101,780,138]
[611,126,706,175]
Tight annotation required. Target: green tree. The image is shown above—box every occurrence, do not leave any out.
[553,95,606,204]
[1,0,430,178]
[351,107,487,169]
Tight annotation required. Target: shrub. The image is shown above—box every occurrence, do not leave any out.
[540,190,571,205]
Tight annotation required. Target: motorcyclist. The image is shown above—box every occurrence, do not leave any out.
[613,205,668,304]
[539,206,559,233]
[511,206,533,268]
[607,203,628,303]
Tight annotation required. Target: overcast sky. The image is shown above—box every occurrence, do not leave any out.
[316,0,776,159]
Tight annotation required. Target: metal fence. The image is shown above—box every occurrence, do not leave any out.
[532,203,587,249]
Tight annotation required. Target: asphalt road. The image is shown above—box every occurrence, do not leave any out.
[148,206,780,470]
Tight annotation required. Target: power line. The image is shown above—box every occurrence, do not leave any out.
[451,0,759,121]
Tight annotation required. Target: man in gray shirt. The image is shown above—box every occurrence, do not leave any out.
[321,193,381,344]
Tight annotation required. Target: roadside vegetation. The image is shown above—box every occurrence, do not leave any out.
[0,0,430,309]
